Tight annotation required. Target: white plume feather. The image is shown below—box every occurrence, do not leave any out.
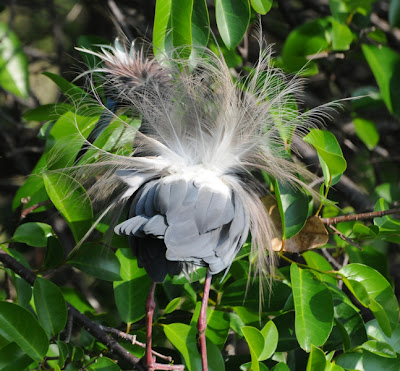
[65,35,331,281]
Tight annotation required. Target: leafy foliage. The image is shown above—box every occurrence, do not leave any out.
[0,0,400,370]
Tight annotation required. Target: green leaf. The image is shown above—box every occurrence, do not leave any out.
[360,340,397,358]
[306,345,326,371]
[164,297,182,314]
[68,243,121,281]
[13,222,54,247]
[345,245,389,280]
[43,236,65,269]
[33,277,68,338]
[0,301,48,362]
[170,0,193,57]
[191,0,210,48]
[77,35,109,69]
[353,118,379,150]
[221,278,291,313]
[190,304,230,349]
[163,323,224,371]
[337,351,400,370]
[43,72,87,103]
[87,357,121,370]
[282,18,329,75]
[328,284,367,350]
[362,44,400,117]
[250,0,273,15]
[390,0,400,27]
[302,251,337,286]
[43,171,93,243]
[274,179,309,239]
[339,263,399,337]
[366,319,400,353]
[272,312,299,352]
[259,321,279,360]
[0,22,29,98]
[12,174,49,212]
[290,264,334,352]
[240,362,269,371]
[23,103,72,122]
[271,363,290,371]
[242,326,265,371]
[373,198,400,238]
[330,18,353,51]
[60,287,94,314]
[153,0,173,56]
[303,129,347,186]
[113,248,151,323]
[215,0,250,50]
[0,342,33,371]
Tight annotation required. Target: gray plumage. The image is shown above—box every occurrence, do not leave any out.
[114,170,249,282]
[74,35,328,284]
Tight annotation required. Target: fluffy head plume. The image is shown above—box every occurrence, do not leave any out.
[70,35,326,283]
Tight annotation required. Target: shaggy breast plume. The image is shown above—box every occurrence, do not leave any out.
[75,36,321,282]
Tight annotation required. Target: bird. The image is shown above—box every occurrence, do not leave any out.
[73,35,323,370]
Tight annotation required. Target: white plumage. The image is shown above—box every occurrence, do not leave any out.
[74,36,324,283]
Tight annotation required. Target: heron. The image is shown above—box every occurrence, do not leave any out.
[74,35,320,370]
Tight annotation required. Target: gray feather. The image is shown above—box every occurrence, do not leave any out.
[142,215,168,237]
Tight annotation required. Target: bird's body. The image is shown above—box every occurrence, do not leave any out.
[75,37,319,282]
[74,36,325,368]
[115,166,249,281]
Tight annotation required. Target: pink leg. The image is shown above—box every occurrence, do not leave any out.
[146,282,156,370]
[197,270,212,371]
[145,282,185,371]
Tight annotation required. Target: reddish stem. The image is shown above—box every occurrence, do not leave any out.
[146,282,156,370]
[198,270,212,371]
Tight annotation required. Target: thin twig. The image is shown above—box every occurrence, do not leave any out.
[99,325,174,363]
[327,225,362,249]
[321,248,342,270]
[20,200,53,219]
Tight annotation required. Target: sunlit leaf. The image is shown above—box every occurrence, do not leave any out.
[163,323,224,371]
[362,44,400,117]
[291,264,334,352]
[12,222,54,248]
[191,304,230,349]
[303,129,347,186]
[113,248,151,323]
[215,0,250,50]
[306,345,326,370]
[0,22,29,98]
[339,263,399,337]
[43,171,93,242]
[353,118,379,150]
[250,0,273,15]
[273,180,309,239]
[282,18,329,75]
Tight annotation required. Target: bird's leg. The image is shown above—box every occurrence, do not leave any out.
[144,282,185,370]
[146,281,156,369]
[198,269,212,371]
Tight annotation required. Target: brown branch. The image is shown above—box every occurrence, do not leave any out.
[99,325,175,364]
[0,248,144,370]
[320,208,400,225]
[20,200,53,219]
[327,225,362,250]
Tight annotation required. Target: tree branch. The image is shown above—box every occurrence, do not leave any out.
[320,207,400,225]
[0,247,145,371]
